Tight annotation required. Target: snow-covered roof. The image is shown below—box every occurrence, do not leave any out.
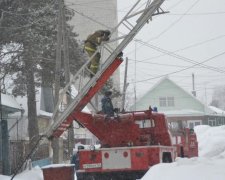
[1,93,22,110]
[162,109,205,117]
[162,107,225,117]
[39,110,53,117]
[209,106,225,115]
[15,87,90,118]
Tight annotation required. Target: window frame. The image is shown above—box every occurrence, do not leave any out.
[159,97,167,107]
[159,96,175,107]
[187,120,202,129]
[167,96,175,107]
[135,119,155,128]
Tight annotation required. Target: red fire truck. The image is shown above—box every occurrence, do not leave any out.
[71,108,198,180]
[44,0,198,179]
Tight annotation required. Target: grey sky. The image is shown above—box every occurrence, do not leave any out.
[117,0,225,105]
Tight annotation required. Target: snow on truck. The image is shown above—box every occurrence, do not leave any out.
[15,0,198,179]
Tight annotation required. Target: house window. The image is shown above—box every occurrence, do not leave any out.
[159,97,175,107]
[208,119,216,126]
[217,118,225,125]
[187,120,201,129]
[159,97,167,107]
[169,121,179,131]
[217,118,222,126]
[135,119,155,128]
[167,97,174,107]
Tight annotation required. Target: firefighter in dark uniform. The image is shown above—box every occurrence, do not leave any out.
[101,90,115,117]
[84,30,111,74]
[71,145,85,170]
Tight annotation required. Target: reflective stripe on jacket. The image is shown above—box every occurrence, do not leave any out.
[84,46,96,52]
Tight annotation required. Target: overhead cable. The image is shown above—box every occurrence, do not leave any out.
[133,50,225,83]
[137,40,225,74]
[131,33,225,63]
[147,0,201,41]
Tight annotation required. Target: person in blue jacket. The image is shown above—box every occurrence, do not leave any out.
[71,145,84,170]
[101,90,115,117]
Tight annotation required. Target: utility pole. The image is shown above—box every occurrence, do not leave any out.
[0,80,3,174]
[52,0,63,164]
[192,73,196,97]
[134,40,137,111]
[0,78,10,175]
[62,4,74,159]
[121,57,129,112]
[0,11,4,27]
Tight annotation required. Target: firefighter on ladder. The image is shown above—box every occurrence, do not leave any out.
[84,30,111,75]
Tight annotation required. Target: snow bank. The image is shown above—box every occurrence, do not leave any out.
[194,125,225,157]
[141,157,225,180]
[141,125,225,180]
[0,167,43,180]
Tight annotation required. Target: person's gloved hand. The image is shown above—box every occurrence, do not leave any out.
[103,30,111,36]
[117,51,123,58]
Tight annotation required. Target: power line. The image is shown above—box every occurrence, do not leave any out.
[167,0,185,10]
[168,11,225,16]
[147,0,201,41]
[65,0,147,13]
[136,41,225,74]
[124,0,204,56]
[66,7,112,29]
[66,2,125,12]
[128,58,201,68]
[65,2,225,76]
[130,50,225,84]
[129,33,225,63]
[70,4,225,75]
[65,0,162,31]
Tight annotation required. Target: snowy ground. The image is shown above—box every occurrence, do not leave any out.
[141,125,225,180]
[1,125,225,180]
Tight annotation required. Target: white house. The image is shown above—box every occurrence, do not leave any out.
[130,77,225,130]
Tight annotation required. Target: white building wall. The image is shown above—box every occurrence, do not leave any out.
[66,0,117,40]
[64,1,121,142]
[65,0,120,93]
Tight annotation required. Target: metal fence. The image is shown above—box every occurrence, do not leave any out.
[9,140,49,174]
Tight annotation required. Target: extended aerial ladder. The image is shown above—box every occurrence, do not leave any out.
[45,0,167,139]
[11,2,167,177]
